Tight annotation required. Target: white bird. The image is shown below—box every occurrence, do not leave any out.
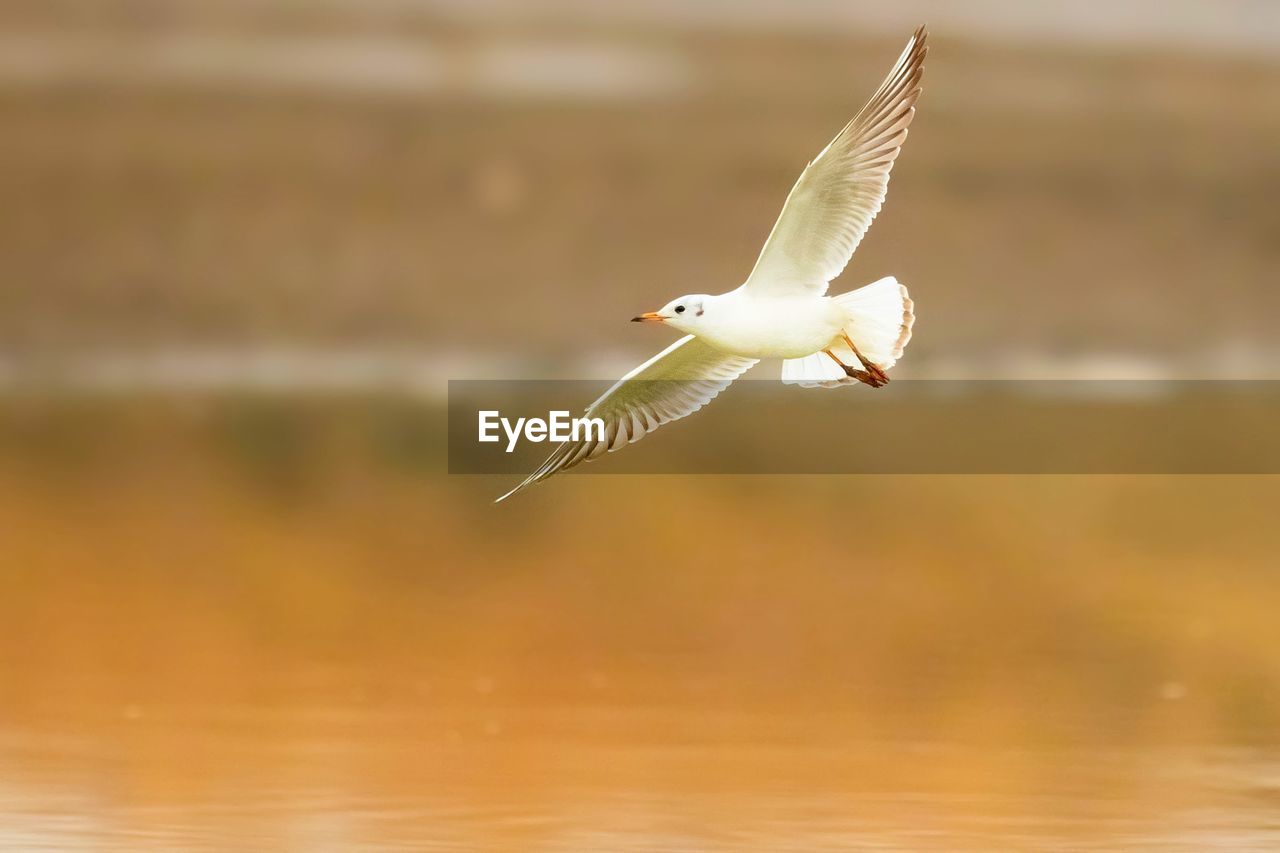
[498,26,927,502]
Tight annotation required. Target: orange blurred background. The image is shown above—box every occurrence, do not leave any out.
[1,1,1278,848]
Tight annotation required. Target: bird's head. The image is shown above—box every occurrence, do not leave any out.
[632,295,709,333]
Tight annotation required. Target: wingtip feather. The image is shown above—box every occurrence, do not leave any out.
[494,483,522,503]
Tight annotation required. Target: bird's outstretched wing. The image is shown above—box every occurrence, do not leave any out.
[496,336,757,502]
[741,26,927,298]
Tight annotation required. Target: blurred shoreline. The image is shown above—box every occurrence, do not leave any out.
[6,1,1279,55]
[2,16,1278,361]
[0,347,1276,401]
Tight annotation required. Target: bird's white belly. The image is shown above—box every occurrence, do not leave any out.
[696,296,845,359]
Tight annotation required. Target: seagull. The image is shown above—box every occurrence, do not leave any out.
[497,26,927,502]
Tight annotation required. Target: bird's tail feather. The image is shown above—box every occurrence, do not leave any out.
[781,276,914,388]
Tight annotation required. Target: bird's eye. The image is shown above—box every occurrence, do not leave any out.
[674,305,685,314]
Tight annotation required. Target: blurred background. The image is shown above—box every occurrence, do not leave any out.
[1,0,1279,849]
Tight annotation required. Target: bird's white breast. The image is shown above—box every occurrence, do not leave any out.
[696,291,846,359]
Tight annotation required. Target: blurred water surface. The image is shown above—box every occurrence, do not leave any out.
[2,400,1280,849]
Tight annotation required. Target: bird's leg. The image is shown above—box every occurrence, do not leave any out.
[840,333,889,386]
[823,349,886,388]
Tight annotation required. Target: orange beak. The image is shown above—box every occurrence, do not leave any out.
[631,312,665,323]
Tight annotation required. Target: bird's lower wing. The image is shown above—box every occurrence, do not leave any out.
[495,336,758,502]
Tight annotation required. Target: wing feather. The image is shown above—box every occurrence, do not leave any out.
[495,336,757,502]
[741,26,928,297]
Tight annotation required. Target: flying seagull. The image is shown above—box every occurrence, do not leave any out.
[498,26,927,502]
